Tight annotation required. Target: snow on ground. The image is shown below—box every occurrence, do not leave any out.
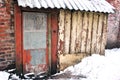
[0,71,10,80]
[0,48,120,80]
[63,48,120,80]
[0,70,20,80]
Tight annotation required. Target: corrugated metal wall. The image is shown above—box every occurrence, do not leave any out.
[58,9,108,70]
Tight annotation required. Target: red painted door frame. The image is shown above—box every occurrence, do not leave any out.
[14,4,58,75]
[51,12,58,74]
[14,4,23,74]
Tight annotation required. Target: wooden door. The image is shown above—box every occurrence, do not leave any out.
[15,5,58,75]
[22,12,48,74]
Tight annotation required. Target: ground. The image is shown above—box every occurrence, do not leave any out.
[0,48,120,80]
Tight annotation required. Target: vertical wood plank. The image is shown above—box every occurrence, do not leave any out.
[86,12,93,54]
[64,10,71,54]
[91,13,99,54]
[75,11,83,53]
[100,14,108,55]
[96,13,104,54]
[51,12,58,74]
[47,14,51,74]
[70,11,77,53]
[14,4,22,74]
[81,12,88,53]
[58,9,65,54]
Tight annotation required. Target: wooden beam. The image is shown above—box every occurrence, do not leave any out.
[96,13,104,54]
[100,14,108,55]
[75,11,83,53]
[14,4,23,74]
[91,13,99,54]
[86,12,93,55]
[81,12,88,53]
[70,11,78,53]
[64,10,71,54]
[51,12,58,74]
[58,9,65,54]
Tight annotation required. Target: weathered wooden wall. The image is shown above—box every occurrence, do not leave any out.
[58,9,108,70]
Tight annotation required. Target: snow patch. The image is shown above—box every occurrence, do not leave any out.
[0,71,10,80]
[63,48,120,80]
[0,48,120,80]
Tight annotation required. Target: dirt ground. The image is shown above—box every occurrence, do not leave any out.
[7,69,86,79]
[50,71,86,79]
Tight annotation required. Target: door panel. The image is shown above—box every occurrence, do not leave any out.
[30,50,46,65]
[15,5,58,75]
[24,32,46,49]
[23,12,48,74]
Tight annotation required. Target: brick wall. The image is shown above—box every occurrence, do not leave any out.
[0,0,15,70]
[106,0,120,48]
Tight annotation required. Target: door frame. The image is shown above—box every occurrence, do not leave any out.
[14,4,59,75]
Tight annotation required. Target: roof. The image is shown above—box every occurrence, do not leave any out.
[17,0,115,13]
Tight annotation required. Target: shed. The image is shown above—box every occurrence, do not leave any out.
[15,0,114,75]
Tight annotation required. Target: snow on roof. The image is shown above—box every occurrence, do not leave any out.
[17,0,115,13]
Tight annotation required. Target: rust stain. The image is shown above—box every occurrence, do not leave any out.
[38,64,48,71]
[16,53,22,63]
[23,50,32,73]
[22,50,48,74]
[16,52,23,72]
[23,50,31,64]
[26,64,48,74]
[58,39,64,54]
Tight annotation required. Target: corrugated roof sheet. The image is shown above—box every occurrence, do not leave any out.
[17,0,115,13]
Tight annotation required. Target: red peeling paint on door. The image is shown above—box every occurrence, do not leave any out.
[15,4,58,75]
[22,50,32,72]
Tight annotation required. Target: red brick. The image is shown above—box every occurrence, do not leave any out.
[106,0,120,48]
[0,0,15,70]
[0,33,9,37]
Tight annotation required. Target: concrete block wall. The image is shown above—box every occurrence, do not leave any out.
[0,0,15,70]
